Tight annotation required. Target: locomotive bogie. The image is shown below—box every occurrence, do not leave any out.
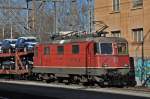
[33,67,129,76]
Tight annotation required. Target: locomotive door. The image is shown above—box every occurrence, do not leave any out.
[38,45,43,66]
[33,45,42,66]
[86,42,95,75]
[42,45,50,66]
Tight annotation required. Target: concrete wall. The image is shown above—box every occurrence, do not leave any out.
[134,57,150,86]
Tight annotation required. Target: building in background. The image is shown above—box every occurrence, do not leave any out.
[94,0,150,86]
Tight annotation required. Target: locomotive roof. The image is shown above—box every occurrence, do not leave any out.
[39,37,127,45]
[94,37,128,43]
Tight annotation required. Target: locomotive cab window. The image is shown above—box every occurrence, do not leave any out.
[100,43,112,54]
[44,46,50,55]
[72,45,79,54]
[57,46,64,55]
[117,43,128,54]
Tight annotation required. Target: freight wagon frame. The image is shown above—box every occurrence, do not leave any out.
[0,51,33,76]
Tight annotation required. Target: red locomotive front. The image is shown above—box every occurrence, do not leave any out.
[32,37,136,87]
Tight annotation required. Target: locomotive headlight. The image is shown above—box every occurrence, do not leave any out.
[124,64,129,67]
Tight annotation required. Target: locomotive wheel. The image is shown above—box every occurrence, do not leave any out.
[116,82,124,88]
[97,78,106,88]
[82,82,89,86]
[129,81,137,87]
[57,78,63,83]
[46,75,55,83]
[98,82,106,88]
[46,79,52,83]
[73,76,81,84]
[36,74,43,81]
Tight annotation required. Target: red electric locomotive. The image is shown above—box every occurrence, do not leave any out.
[32,37,136,87]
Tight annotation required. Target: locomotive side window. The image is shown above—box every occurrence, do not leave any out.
[100,43,112,54]
[34,47,38,56]
[94,43,100,54]
[57,46,64,55]
[72,45,79,54]
[118,43,128,54]
[44,46,50,55]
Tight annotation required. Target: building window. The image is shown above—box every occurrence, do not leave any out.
[72,45,79,54]
[132,28,143,43]
[57,46,64,55]
[111,31,121,37]
[132,0,143,8]
[113,0,120,12]
[44,46,50,55]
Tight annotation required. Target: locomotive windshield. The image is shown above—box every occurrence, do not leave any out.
[101,43,112,54]
[94,43,112,54]
[117,43,128,54]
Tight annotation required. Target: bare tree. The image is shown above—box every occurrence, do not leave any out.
[0,0,27,39]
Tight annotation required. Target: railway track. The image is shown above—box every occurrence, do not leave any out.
[120,87,150,93]
[0,79,150,94]
[0,80,150,99]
